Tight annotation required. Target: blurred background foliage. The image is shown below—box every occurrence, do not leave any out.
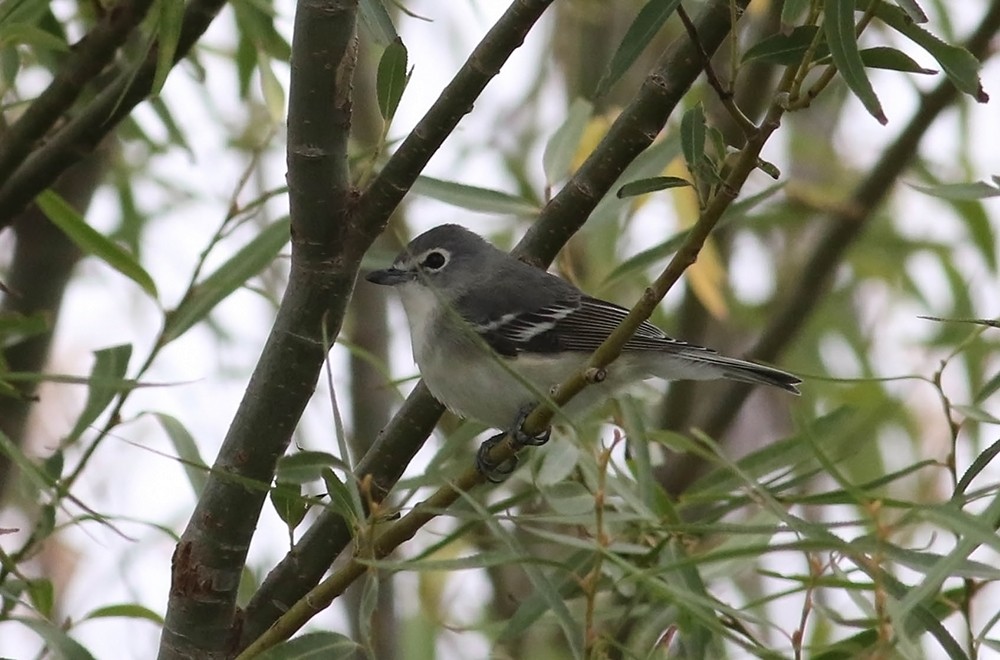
[1,0,1000,658]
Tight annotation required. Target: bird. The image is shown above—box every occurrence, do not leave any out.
[366,224,799,477]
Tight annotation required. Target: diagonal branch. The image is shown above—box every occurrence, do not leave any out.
[656,0,1000,496]
[0,0,156,183]
[0,0,229,233]
[239,0,753,647]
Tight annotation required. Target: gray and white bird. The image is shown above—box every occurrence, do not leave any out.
[367,224,799,473]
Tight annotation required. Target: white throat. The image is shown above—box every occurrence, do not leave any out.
[396,282,441,361]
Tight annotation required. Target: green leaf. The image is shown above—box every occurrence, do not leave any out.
[594,0,682,98]
[954,437,1000,496]
[742,25,820,66]
[257,50,286,123]
[856,46,935,74]
[27,578,54,617]
[0,23,69,52]
[257,631,358,659]
[542,98,592,184]
[151,0,184,95]
[409,176,541,216]
[617,175,691,198]
[36,190,157,298]
[0,311,50,347]
[320,468,361,528]
[824,0,887,124]
[270,482,308,530]
[781,0,811,26]
[276,450,343,485]
[65,344,133,446]
[152,413,208,497]
[161,218,289,344]
[680,103,706,175]
[358,0,397,47]
[893,0,928,23]
[13,617,96,660]
[908,178,1000,200]
[82,603,165,625]
[873,0,986,101]
[376,37,409,121]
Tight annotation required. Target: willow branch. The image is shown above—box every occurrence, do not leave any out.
[0,0,228,232]
[0,0,155,182]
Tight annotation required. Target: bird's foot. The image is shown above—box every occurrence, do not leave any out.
[509,402,550,447]
[475,404,550,482]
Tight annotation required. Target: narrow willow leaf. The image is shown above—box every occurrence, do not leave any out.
[594,0,682,98]
[152,0,184,95]
[0,311,50,347]
[321,467,361,527]
[781,0,811,25]
[542,98,592,184]
[358,0,397,46]
[0,23,70,52]
[257,632,359,659]
[275,450,344,485]
[410,176,540,216]
[376,37,408,121]
[82,603,165,625]
[14,617,96,660]
[680,104,706,174]
[148,97,193,156]
[954,437,1000,496]
[270,482,308,530]
[161,218,289,344]
[37,190,157,298]
[874,0,986,101]
[617,176,691,198]
[908,179,1000,200]
[857,46,935,74]
[824,0,887,124]
[257,50,286,123]
[152,413,208,497]
[742,25,820,65]
[894,0,928,23]
[65,344,133,446]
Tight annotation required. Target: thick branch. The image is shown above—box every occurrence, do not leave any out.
[656,0,1000,495]
[157,2,359,658]
[0,0,228,233]
[0,0,155,183]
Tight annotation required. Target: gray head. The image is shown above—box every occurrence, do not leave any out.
[365,224,506,296]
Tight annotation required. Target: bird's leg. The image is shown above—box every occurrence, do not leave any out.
[475,404,550,482]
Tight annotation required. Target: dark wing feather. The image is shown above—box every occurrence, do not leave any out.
[470,294,711,356]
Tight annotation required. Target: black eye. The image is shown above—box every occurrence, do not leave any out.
[421,251,447,270]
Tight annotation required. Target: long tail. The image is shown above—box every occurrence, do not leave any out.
[657,349,801,394]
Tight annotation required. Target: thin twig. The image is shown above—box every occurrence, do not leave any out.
[676,3,756,137]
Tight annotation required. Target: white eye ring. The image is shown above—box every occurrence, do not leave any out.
[419,249,449,271]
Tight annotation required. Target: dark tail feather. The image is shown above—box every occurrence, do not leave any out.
[673,350,801,394]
